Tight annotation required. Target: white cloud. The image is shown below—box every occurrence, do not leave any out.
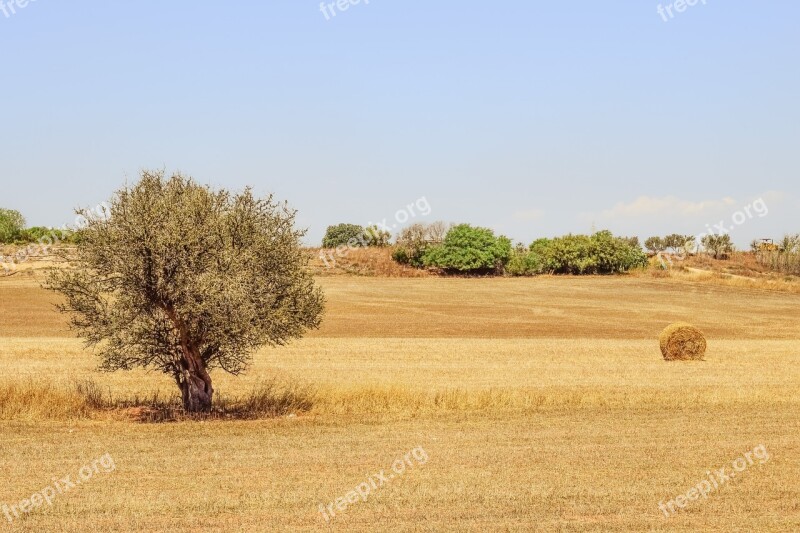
[592,195,737,221]
[513,209,545,221]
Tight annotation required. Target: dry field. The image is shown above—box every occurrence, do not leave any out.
[1,269,799,531]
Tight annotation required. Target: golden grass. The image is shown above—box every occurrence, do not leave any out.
[308,247,430,278]
[634,253,800,295]
[2,274,800,530]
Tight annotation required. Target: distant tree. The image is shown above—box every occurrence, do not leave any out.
[393,222,451,267]
[702,234,734,259]
[644,236,665,254]
[663,234,695,254]
[0,209,25,243]
[47,171,325,413]
[425,221,450,243]
[322,224,366,249]
[622,236,641,249]
[422,224,512,273]
[364,225,391,247]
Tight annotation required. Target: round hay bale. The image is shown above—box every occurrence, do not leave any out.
[659,323,706,361]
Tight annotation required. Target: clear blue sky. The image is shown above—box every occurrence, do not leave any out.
[1,1,798,246]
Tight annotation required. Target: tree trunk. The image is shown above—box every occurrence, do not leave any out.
[178,348,214,413]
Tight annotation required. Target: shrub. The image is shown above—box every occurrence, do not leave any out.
[322,223,366,249]
[0,209,25,244]
[530,231,647,275]
[364,225,391,247]
[506,244,545,276]
[701,234,734,259]
[394,222,450,267]
[422,224,512,273]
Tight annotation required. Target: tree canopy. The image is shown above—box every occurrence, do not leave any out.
[47,171,325,412]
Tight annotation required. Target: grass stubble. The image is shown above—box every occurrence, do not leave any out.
[0,270,799,531]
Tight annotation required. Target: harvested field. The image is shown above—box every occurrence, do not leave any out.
[1,274,799,531]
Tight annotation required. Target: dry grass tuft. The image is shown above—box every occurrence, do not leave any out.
[659,322,707,361]
[0,379,318,423]
[0,380,93,420]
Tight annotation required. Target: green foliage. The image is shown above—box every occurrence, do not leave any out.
[17,226,79,245]
[46,170,325,412]
[393,222,450,267]
[664,234,695,254]
[422,224,512,273]
[646,234,695,255]
[0,209,25,243]
[701,233,734,259]
[530,231,648,275]
[322,224,366,249]
[506,244,545,276]
[364,225,391,247]
[644,236,665,254]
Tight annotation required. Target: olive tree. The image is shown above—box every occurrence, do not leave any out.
[47,171,325,412]
[701,233,734,259]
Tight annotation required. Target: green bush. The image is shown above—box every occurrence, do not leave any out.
[393,222,449,267]
[17,227,79,245]
[422,224,512,273]
[322,224,366,249]
[506,244,545,276]
[0,209,25,244]
[364,225,391,247]
[701,233,734,259]
[529,231,647,275]
[644,236,665,254]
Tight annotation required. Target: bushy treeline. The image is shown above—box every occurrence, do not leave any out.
[322,223,391,249]
[0,208,80,245]
[389,222,646,276]
[645,232,737,260]
[506,231,647,275]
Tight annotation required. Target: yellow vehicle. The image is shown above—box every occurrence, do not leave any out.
[757,238,779,252]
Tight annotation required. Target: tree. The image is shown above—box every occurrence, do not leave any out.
[47,171,325,413]
[322,223,366,249]
[393,222,451,267]
[701,233,734,259]
[422,224,512,273]
[0,208,25,243]
[644,236,665,254]
[425,221,450,243]
[664,234,695,254]
[364,225,391,247]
